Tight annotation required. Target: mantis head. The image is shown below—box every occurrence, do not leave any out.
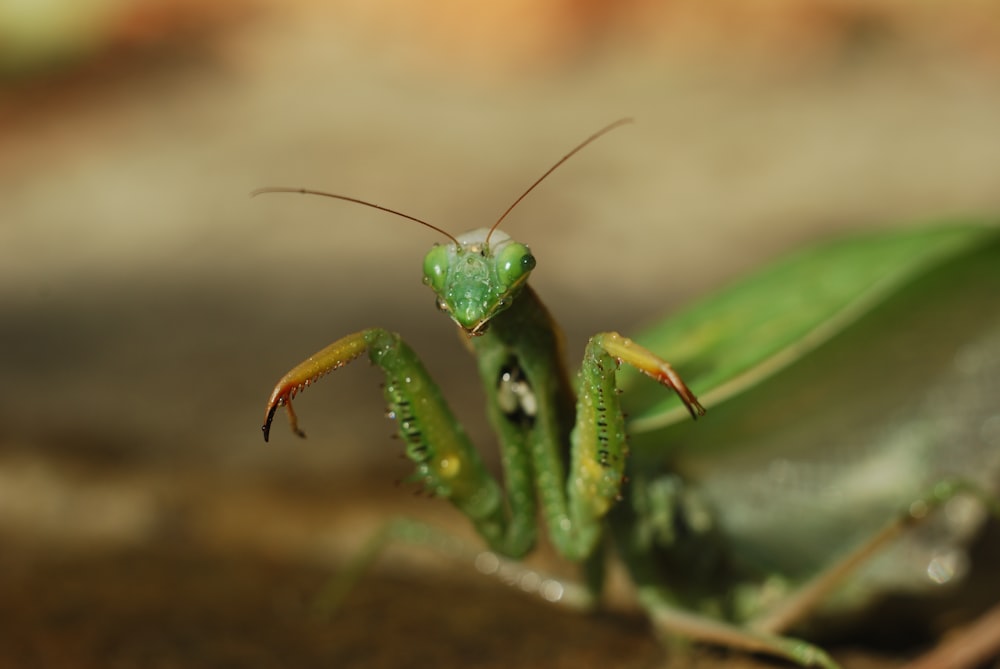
[253,118,630,335]
[422,228,535,335]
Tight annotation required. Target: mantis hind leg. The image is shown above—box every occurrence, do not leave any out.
[626,478,998,668]
[312,517,600,619]
[636,586,839,668]
[610,478,840,668]
[748,479,1000,636]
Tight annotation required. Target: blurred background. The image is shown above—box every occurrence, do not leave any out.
[2,1,1000,667]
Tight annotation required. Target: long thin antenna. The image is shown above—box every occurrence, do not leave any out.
[251,187,462,247]
[485,117,634,244]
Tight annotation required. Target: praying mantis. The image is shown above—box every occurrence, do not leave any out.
[259,120,1000,668]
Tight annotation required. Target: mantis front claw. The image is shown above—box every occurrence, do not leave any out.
[262,391,305,442]
[262,330,373,442]
[595,332,705,419]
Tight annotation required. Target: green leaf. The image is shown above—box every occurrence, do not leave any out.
[621,222,1000,600]
[623,223,1000,434]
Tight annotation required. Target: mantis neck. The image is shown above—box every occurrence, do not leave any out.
[465,285,577,554]
[472,285,576,425]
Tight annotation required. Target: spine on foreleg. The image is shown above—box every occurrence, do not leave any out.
[364,329,507,544]
[571,343,629,521]
[546,339,631,562]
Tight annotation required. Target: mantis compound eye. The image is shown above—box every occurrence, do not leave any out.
[423,245,451,295]
[495,242,535,290]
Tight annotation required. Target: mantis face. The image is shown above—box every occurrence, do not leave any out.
[422,228,536,335]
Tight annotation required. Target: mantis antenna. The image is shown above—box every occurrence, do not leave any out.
[250,187,462,247]
[252,117,633,249]
[485,117,633,245]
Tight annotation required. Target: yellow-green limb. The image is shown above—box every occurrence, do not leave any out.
[263,332,369,440]
[262,328,520,554]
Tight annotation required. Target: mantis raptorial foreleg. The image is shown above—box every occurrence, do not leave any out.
[264,328,516,552]
[541,331,704,561]
[263,320,703,564]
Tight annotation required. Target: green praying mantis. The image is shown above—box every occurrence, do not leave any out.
[259,119,1000,668]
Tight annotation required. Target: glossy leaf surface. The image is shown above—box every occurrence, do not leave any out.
[623,222,1000,613]
[624,223,999,433]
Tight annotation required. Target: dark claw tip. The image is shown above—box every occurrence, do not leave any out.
[262,404,278,442]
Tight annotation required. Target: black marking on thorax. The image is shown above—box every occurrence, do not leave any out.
[496,357,538,428]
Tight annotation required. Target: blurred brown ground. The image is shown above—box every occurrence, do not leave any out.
[2,1,1000,667]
